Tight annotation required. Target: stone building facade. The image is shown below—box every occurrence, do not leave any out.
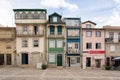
[14,9,47,67]
[0,26,15,66]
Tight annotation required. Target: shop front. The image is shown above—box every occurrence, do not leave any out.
[82,50,105,69]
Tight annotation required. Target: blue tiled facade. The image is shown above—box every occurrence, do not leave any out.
[64,18,81,67]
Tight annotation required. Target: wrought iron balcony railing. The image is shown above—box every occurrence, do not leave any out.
[17,30,44,37]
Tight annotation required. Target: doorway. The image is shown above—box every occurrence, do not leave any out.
[86,57,91,67]
[34,26,38,35]
[0,54,4,65]
[6,54,11,65]
[22,53,28,64]
[95,59,101,68]
[57,54,62,66]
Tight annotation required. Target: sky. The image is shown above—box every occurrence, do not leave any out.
[0,0,120,28]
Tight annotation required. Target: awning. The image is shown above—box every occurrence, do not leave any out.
[112,57,120,60]
[94,56,105,59]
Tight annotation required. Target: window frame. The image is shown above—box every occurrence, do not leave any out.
[110,45,115,52]
[53,17,57,22]
[86,31,92,37]
[86,43,92,49]
[96,31,101,37]
[96,43,101,49]
[22,39,28,47]
[33,39,39,47]
[49,40,55,48]
[86,24,91,28]
[57,40,63,48]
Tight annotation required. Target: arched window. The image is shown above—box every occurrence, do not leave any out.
[15,12,21,19]
[22,12,28,19]
[28,12,33,19]
[39,13,45,19]
[34,12,39,19]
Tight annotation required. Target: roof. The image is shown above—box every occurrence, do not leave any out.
[82,28,104,30]
[64,17,81,20]
[13,9,47,13]
[103,25,120,30]
[82,20,96,25]
[49,12,62,17]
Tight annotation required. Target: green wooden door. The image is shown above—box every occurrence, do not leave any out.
[57,54,62,66]
[22,53,28,64]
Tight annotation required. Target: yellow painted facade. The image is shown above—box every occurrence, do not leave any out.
[0,27,15,66]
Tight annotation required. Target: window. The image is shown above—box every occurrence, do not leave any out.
[40,13,45,19]
[28,12,33,19]
[15,12,21,19]
[96,31,101,37]
[57,40,63,48]
[49,40,55,48]
[110,45,115,52]
[68,30,73,36]
[86,24,91,28]
[75,43,79,49]
[49,54,55,62]
[22,12,28,19]
[109,32,114,38]
[33,39,39,47]
[118,33,120,42]
[57,26,62,35]
[23,26,27,32]
[53,17,57,22]
[50,26,54,35]
[22,39,28,47]
[86,43,92,49]
[23,26,28,35]
[34,12,39,19]
[86,31,92,37]
[96,43,101,49]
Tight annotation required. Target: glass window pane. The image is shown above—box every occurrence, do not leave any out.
[49,40,55,48]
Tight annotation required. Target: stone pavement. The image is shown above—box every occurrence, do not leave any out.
[0,67,120,80]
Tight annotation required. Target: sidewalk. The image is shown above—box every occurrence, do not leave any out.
[0,67,120,80]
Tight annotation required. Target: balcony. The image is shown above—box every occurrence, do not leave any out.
[48,32,65,38]
[68,49,79,54]
[15,19,46,24]
[105,38,120,43]
[17,30,44,37]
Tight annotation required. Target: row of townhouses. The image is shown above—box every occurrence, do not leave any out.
[0,9,120,69]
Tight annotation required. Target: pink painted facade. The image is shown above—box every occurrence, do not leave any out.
[82,21,105,69]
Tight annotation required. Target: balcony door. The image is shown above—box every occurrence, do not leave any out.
[34,26,38,35]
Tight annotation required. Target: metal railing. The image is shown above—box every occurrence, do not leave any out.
[17,30,44,36]
[105,37,120,43]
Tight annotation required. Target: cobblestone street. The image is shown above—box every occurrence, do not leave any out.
[0,67,120,80]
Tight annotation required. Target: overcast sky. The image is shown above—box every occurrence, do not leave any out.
[0,0,120,28]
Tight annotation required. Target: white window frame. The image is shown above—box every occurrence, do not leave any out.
[22,39,28,47]
[53,17,57,22]
[49,54,55,62]
[49,40,55,48]
[86,31,92,37]
[86,24,91,28]
[110,45,115,52]
[57,40,63,48]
